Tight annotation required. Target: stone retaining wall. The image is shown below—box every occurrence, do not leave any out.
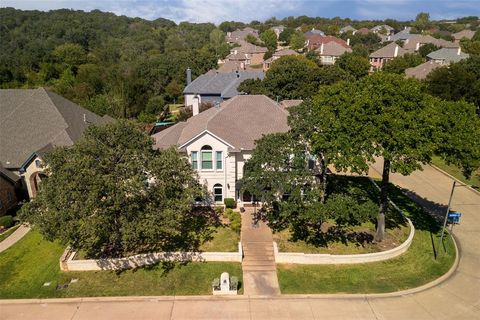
[60,242,243,271]
[274,177,415,264]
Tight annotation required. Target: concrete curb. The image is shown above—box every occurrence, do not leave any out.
[429,164,480,196]
[0,232,459,304]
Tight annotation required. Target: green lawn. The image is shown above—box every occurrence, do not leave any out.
[200,226,240,252]
[431,156,480,187]
[273,220,410,254]
[277,183,456,294]
[0,231,242,298]
[0,225,19,242]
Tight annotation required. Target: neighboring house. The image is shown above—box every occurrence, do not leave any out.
[453,29,476,43]
[339,25,357,34]
[226,27,260,44]
[216,60,257,73]
[0,165,19,215]
[152,95,289,203]
[371,24,395,36]
[304,28,325,37]
[305,35,349,51]
[263,48,298,71]
[405,61,442,80]
[0,88,112,199]
[225,42,268,66]
[315,41,352,65]
[389,28,413,42]
[427,47,470,65]
[403,35,459,52]
[183,70,265,113]
[356,27,370,35]
[369,42,407,71]
[271,25,285,38]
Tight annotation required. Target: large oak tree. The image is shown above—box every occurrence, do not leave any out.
[20,121,215,258]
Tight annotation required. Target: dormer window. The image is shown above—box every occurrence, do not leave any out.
[35,159,42,168]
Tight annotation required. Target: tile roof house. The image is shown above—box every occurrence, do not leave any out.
[263,48,298,71]
[403,35,459,52]
[0,88,112,198]
[369,42,407,71]
[427,47,470,65]
[339,25,357,34]
[356,27,371,35]
[225,42,268,66]
[226,27,260,44]
[453,29,476,43]
[271,25,285,38]
[152,95,289,203]
[371,24,395,36]
[305,35,349,51]
[183,71,265,114]
[304,28,325,37]
[405,61,442,80]
[315,41,352,65]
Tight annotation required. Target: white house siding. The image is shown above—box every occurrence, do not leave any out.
[185,132,234,203]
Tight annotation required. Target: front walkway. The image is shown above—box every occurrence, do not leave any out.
[0,224,31,253]
[240,208,280,296]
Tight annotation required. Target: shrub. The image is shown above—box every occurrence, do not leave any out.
[0,215,14,228]
[212,278,220,290]
[225,209,241,233]
[224,198,236,209]
[215,206,224,214]
[230,276,239,290]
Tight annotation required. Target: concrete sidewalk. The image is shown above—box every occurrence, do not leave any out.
[0,224,31,253]
[1,160,479,319]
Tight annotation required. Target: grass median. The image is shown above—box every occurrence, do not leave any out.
[0,230,242,299]
[277,183,456,294]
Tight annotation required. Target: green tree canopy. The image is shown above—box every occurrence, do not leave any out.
[383,53,424,74]
[336,52,371,79]
[20,121,215,258]
[289,31,306,50]
[260,29,278,52]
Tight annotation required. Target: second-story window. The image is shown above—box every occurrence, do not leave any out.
[216,151,223,170]
[191,151,198,170]
[35,159,42,168]
[201,145,213,169]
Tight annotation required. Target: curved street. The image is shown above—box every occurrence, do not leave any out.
[1,161,479,320]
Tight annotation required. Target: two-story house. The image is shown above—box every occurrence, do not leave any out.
[0,88,112,199]
[369,42,407,71]
[152,95,289,204]
[315,41,352,65]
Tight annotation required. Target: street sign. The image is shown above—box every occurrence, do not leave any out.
[448,211,461,223]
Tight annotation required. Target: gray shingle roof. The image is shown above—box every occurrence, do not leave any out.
[403,35,459,52]
[0,88,111,169]
[427,48,470,64]
[153,95,289,151]
[340,25,356,33]
[316,41,352,56]
[370,42,406,58]
[405,61,442,80]
[453,30,475,40]
[390,30,414,41]
[183,72,265,98]
[0,164,20,183]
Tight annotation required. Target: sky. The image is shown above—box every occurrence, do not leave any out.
[2,0,480,24]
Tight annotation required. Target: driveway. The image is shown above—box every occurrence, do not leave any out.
[1,159,479,319]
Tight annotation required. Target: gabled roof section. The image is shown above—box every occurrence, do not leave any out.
[316,41,352,56]
[152,95,289,151]
[453,29,475,40]
[405,61,442,80]
[427,48,469,64]
[183,71,264,97]
[0,88,110,169]
[370,42,406,58]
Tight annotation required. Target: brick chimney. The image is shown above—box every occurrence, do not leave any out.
[186,68,192,85]
[192,95,200,116]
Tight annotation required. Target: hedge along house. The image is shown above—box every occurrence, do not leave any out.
[152,95,289,204]
[0,88,112,199]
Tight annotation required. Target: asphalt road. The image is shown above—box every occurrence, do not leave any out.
[1,160,479,319]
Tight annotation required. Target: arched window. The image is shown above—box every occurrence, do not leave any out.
[201,145,213,169]
[213,184,223,202]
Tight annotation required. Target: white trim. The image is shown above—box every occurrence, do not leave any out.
[179,130,235,149]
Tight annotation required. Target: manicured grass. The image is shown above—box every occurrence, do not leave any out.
[0,225,20,242]
[273,221,409,254]
[431,156,480,187]
[277,184,456,294]
[0,230,242,298]
[200,226,240,252]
